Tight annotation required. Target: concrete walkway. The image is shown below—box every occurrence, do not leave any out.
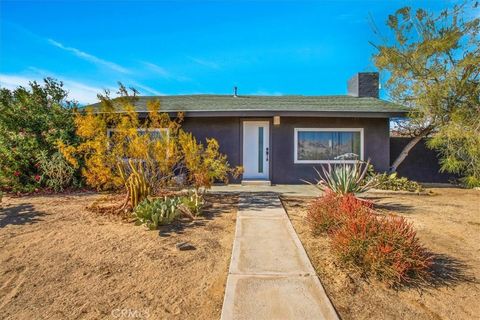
[220,194,339,320]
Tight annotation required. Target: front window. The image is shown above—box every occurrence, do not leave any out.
[294,128,363,163]
[107,128,168,141]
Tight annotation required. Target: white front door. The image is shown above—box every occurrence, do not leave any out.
[243,121,269,180]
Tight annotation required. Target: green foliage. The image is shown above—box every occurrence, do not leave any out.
[133,197,182,229]
[427,108,480,188]
[373,172,422,192]
[0,78,78,192]
[179,191,205,216]
[37,151,77,192]
[372,2,480,186]
[309,161,377,195]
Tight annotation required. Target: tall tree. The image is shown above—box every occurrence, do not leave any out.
[372,1,480,184]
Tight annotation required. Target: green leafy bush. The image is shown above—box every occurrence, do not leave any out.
[133,197,182,229]
[373,172,422,192]
[0,79,78,192]
[310,161,377,195]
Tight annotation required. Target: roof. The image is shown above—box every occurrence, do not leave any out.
[87,94,408,118]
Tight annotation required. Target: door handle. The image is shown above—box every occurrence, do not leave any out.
[266,147,269,162]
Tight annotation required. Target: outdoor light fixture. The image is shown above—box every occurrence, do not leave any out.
[273,116,280,126]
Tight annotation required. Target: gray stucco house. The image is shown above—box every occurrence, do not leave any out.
[100,72,407,184]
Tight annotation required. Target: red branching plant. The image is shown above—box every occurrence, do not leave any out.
[307,192,432,286]
[307,190,342,235]
[307,191,373,235]
[331,211,432,286]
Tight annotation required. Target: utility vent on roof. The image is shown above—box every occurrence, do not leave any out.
[347,72,379,98]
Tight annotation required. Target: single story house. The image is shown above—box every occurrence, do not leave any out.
[93,72,407,184]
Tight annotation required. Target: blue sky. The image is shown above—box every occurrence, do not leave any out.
[0,0,468,104]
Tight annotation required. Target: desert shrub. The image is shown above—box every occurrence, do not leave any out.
[372,172,422,192]
[178,131,242,199]
[37,151,77,192]
[307,191,373,235]
[133,197,182,229]
[0,78,78,192]
[310,161,377,195]
[330,211,432,286]
[61,85,241,213]
[307,190,431,285]
[59,87,183,191]
[179,191,205,216]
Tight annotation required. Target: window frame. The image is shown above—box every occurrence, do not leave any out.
[293,128,364,164]
[107,128,169,140]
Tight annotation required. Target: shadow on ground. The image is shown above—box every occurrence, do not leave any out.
[0,203,47,228]
[158,193,238,237]
[372,201,416,214]
[394,252,477,291]
[423,253,477,288]
[238,192,283,211]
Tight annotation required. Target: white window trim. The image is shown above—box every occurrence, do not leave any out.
[107,128,169,138]
[294,128,364,164]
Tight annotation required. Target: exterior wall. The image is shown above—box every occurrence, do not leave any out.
[390,138,458,183]
[270,117,390,184]
[182,116,390,185]
[182,117,242,182]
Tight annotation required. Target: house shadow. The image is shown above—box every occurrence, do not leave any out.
[157,192,238,237]
[238,191,284,212]
[0,203,47,228]
[372,201,415,214]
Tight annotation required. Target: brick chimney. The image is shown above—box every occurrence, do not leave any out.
[347,72,379,98]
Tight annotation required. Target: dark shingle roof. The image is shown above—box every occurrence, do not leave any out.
[88,94,408,116]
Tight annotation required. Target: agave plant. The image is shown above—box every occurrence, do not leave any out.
[309,160,378,195]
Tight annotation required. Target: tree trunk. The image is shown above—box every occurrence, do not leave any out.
[389,126,433,173]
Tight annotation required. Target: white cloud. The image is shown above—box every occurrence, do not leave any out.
[188,56,220,69]
[142,62,170,77]
[141,61,191,82]
[132,82,164,96]
[0,74,105,104]
[47,39,130,74]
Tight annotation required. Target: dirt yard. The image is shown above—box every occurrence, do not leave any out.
[282,187,480,320]
[0,192,238,320]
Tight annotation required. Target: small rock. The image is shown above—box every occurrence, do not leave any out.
[175,242,196,251]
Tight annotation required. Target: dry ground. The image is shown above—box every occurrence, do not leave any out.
[282,187,480,320]
[0,192,238,320]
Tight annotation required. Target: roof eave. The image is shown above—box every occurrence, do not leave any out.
[134,110,408,118]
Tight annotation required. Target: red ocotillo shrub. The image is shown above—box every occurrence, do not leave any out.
[307,192,432,286]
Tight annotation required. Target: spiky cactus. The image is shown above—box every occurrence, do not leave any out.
[117,159,151,211]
